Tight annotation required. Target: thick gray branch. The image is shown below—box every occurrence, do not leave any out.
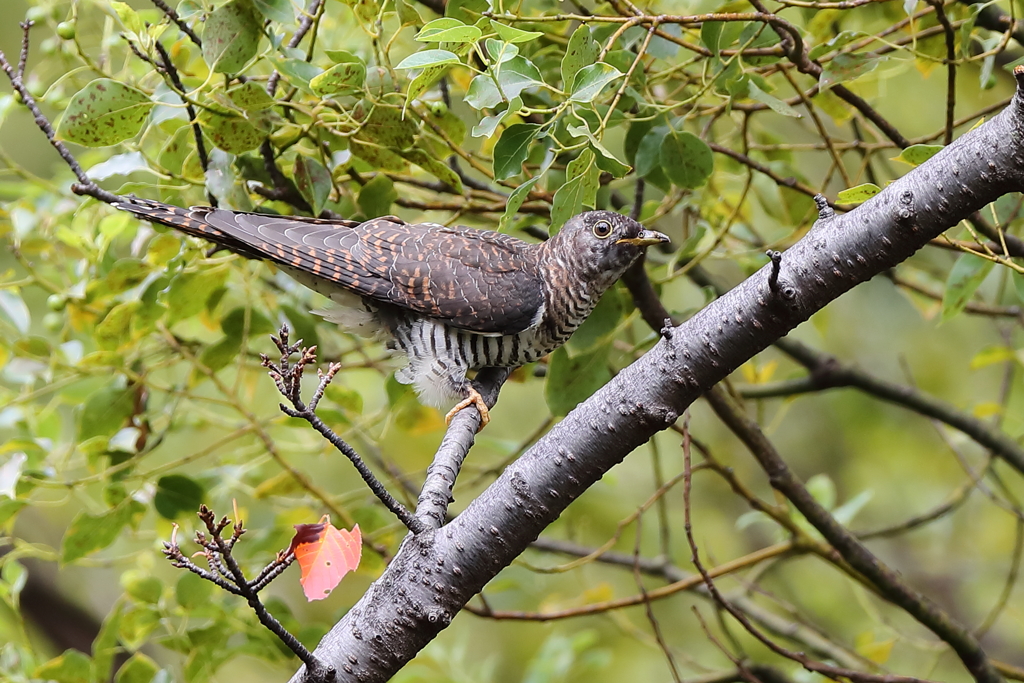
[290,70,1024,683]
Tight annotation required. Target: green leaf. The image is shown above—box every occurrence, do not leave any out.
[836,183,881,204]
[228,82,276,111]
[163,267,230,324]
[464,56,543,109]
[748,81,802,117]
[114,653,160,683]
[498,176,539,232]
[0,498,27,530]
[198,336,241,373]
[358,174,398,217]
[701,21,724,57]
[119,605,161,651]
[498,57,544,98]
[325,49,364,65]
[197,109,263,154]
[95,301,140,351]
[485,39,519,64]
[493,123,540,180]
[269,57,323,94]
[154,474,205,520]
[590,140,631,178]
[416,18,466,36]
[0,290,29,334]
[472,97,522,138]
[252,0,293,23]
[294,157,332,216]
[34,650,94,683]
[660,130,713,189]
[407,43,474,102]
[176,572,215,610]
[942,253,994,320]
[568,148,599,208]
[562,26,600,90]
[833,489,874,526]
[634,125,667,178]
[62,501,142,563]
[819,53,882,89]
[122,574,163,604]
[891,144,944,167]
[416,21,481,43]
[220,306,276,338]
[550,150,598,232]
[202,0,262,74]
[444,0,487,22]
[79,384,135,441]
[545,345,612,416]
[92,601,124,682]
[809,30,870,61]
[569,63,622,103]
[350,102,417,170]
[806,473,837,509]
[56,79,153,147]
[310,62,366,97]
[465,74,502,109]
[402,148,464,193]
[110,2,145,37]
[422,102,467,145]
[491,20,543,43]
[395,49,462,70]
[107,258,152,294]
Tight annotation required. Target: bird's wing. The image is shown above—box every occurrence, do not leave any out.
[116,198,545,335]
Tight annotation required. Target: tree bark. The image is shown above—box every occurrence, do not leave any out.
[290,70,1024,683]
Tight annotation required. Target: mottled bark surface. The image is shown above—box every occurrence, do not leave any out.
[291,72,1024,683]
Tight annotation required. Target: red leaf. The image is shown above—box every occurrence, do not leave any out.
[291,517,361,601]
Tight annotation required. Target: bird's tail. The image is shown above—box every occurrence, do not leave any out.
[113,197,266,260]
[113,197,223,241]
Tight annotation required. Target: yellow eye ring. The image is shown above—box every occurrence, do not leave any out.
[593,220,612,238]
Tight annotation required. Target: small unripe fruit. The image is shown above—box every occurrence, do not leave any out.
[43,312,63,332]
[56,21,76,40]
[47,294,66,311]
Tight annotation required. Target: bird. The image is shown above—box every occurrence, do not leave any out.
[113,198,669,428]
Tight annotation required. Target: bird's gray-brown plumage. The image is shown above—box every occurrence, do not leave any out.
[115,198,669,426]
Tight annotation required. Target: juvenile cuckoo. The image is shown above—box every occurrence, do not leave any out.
[115,198,669,427]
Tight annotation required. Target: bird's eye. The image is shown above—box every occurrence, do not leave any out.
[592,220,612,238]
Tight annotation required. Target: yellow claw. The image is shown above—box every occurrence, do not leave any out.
[445,387,490,432]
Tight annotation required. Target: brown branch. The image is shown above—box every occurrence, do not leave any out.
[928,0,958,145]
[150,0,202,47]
[703,385,1003,683]
[0,23,121,205]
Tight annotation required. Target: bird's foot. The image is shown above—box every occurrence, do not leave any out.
[445,386,490,432]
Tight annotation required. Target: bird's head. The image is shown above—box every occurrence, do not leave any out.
[550,211,670,284]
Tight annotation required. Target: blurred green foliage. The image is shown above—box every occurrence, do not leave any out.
[0,0,1023,681]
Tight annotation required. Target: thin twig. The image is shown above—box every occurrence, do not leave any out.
[681,412,935,683]
[261,326,425,534]
[0,23,121,205]
[150,0,203,46]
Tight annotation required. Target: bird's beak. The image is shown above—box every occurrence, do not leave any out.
[616,230,670,247]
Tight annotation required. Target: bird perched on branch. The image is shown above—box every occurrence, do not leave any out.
[115,198,669,428]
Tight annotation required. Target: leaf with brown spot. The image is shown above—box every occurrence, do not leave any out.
[56,79,153,147]
[202,0,263,74]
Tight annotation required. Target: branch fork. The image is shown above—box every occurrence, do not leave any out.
[260,326,425,534]
[163,505,336,682]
